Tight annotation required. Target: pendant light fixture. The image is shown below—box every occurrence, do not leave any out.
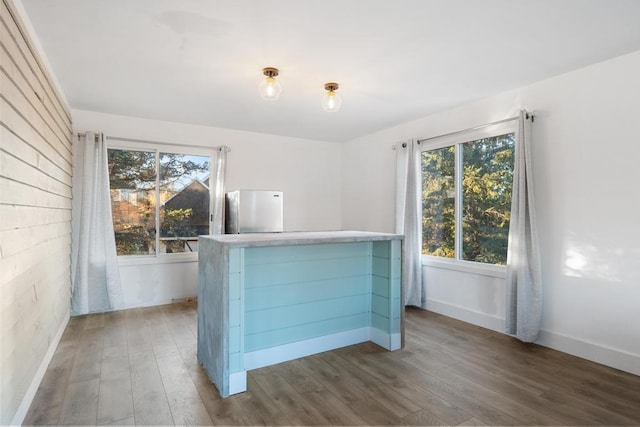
[259,67,282,101]
[321,82,342,112]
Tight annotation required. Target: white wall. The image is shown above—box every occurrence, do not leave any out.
[73,109,342,308]
[342,50,640,375]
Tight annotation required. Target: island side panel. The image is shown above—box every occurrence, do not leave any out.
[390,239,402,345]
[370,239,403,350]
[197,237,230,397]
[243,242,372,367]
[227,248,246,394]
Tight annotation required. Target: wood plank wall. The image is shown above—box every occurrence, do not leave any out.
[0,1,72,423]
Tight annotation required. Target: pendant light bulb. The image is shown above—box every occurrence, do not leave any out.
[321,82,342,112]
[259,67,282,101]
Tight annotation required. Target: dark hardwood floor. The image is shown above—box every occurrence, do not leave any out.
[23,302,640,426]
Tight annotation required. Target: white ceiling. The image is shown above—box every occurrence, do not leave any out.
[19,0,640,142]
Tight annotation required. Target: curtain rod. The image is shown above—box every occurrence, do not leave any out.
[418,111,534,144]
[393,111,534,149]
[76,133,229,151]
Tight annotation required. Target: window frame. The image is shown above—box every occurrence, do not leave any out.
[419,121,516,278]
[107,139,216,265]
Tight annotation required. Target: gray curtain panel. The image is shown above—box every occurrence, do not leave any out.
[396,139,425,307]
[505,111,542,342]
[71,132,124,315]
[211,146,228,234]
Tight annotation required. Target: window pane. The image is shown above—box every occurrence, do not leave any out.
[159,153,210,253]
[421,146,456,257]
[462,133,515,265]
[108,149,156,255]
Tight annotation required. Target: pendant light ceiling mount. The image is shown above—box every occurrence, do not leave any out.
[259,67,282,101]
[322,82,342,112]
[324,82,339,92]
[262,67,279,78]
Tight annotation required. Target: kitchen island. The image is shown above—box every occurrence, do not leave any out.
[197,231,403,397]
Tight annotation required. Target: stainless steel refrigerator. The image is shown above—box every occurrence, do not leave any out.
[225,190,283,233]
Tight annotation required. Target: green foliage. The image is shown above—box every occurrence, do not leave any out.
[107,150,155,190]
[461,134,514,265]
[421,146,455,257]
[112,194,155,255]
[160,154,210,191]
[107,150,210,191]
[161,208,195,237]
[160,208,197,253]
[108,149,210,256]
[421,133,515,265]
[115,225,153,255]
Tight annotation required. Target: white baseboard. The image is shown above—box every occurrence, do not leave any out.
[370,328,402,350]
[537,329,640,376]
[11,312,70,426]
[425,298,505,333]
[244,327,371,371]
[424,297,640,376]
[228,371,247,395]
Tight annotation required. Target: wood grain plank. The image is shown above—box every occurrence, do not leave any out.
[142,306,181,359]
[156,355,213,426]
[236,374,293,426]
[22,301,640,427]
[456,416,489,426]
[0,126,71,187]
[0,176,71,209]
[367,352,523,426]
[299,388,369,426]
[1,127,68,189]
[539,388,638,426]
[0,60,71,154]
[128,352,174,426]
[22,347,75,425]
[97,377,134,425]
[386,380,472,426]
[0,203,71,231]
[427,362,562,425]
[58,378,100,425]
[272,359,324,394]
[184,361,252,426]
[0,2,72,133]
[0,3,71,424]
[297,354,367,405]
[0,96,72,175]
[68,349,102,384]
[315,349,384,390]
[0,221,71,259]
[252,368,331,425]
[402,409,448,426]
[347,397,406,426]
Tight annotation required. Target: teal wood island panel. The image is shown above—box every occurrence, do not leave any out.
[197,231,403,398]
[371,240,402,337]
[228,248,244,374]
[244,243,371,351]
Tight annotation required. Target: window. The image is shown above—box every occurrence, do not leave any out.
[421,126,515,266]
[108,145,212,257]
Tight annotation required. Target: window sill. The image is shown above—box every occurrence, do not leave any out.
[421,256,506,279]
[117,253,198,266]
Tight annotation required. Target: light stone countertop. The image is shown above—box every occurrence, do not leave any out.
[200,230,403,248]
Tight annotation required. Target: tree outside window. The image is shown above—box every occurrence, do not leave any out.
[421,132,515,265]
[107,149,210,256]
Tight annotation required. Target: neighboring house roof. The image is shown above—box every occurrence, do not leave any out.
[162,179,210,235]
[162,178,208,207]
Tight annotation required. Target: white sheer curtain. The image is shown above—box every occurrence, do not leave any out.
[71,132,124,315]
[210,146,228,234]
[395,139,425,307]
[505,111,542,342]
